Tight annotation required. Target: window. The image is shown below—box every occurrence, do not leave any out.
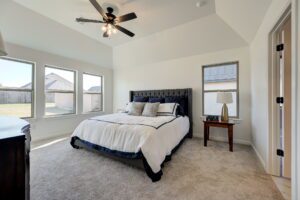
[83,73,103,113]
[45,66,76,116]
[202,62,239,117]
[0,57,34,118]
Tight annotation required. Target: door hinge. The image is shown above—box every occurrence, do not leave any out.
[277,149,284,157]
[276,44,284,51]
[276,97,284,104]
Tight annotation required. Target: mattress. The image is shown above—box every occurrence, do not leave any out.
[71,113,189,174]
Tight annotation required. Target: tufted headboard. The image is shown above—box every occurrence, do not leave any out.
[129,88,193,138]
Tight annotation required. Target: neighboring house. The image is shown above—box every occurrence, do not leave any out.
[203,65,237,116]
[86,86,101,93]
[1,73,101,111]
[204,64,237,89]
[21,73,74,110]
[83,86,102,112]
[45,73,74,110]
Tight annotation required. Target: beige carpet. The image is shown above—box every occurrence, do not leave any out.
[30,138,284,200]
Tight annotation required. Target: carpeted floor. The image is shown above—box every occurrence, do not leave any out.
[30,138,284,200]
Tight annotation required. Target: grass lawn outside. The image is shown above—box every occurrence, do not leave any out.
[0,103,31,118]
[0,103,73,118]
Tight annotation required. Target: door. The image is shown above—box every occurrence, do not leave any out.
[277,16,291,178]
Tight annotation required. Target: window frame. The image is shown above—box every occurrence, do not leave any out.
[0,57,35,119]
[44,65,77,117]
[202,61,240,118]
[82,72,103,113]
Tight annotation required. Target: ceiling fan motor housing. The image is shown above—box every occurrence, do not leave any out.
[102,1,120,15]
[105,7,116,24]
[107,7,114,14]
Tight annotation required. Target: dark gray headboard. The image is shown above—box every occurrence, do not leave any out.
[129,88,193,138]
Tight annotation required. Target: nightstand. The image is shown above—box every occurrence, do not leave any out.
[203,120,235,152]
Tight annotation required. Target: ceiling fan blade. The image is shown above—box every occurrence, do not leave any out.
[103,31,109,37]
[89,0,108,19]
[76,17,104,23]
[116,12,137,23]
[115,25,135,37]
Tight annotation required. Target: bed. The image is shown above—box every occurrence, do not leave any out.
[70,88,193,182]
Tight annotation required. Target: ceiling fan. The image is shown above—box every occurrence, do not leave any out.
[76,0,137,38]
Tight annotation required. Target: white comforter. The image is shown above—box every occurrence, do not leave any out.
[72,113,189,173]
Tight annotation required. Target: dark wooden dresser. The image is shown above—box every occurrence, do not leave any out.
[0,117,31,200]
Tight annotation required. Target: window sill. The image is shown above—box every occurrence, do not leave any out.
[24,112,106,122]
[201,116,243,123]
[82,110,104,115]
[44,112,105,119]
[43,113,78,120]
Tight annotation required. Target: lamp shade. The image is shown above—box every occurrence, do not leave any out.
[216,92,233,104]
[0,32,7,56]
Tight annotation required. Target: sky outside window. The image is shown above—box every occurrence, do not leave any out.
[0,58,33,88]
[83,74,102,92]
[45,67,74,83]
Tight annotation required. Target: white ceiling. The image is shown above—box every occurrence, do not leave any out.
[114,14,248,68]
[12,0,216,46]
[0,0,113,67]
[215,0,272,43]
[1,0,273,67]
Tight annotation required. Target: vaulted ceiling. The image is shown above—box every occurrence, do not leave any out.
[11,0,272,47]
[0,0,113,67]
[12,0,216,46]
[215,0,273,43]
[0,0,273,67]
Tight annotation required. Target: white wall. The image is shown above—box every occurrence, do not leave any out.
[250,0,291,170]
[114,47,251,144]
[5,43,113,142]
[114,14,247,68]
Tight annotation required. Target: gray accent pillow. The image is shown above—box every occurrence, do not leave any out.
[142,103,160,117]
[128,102,145,116]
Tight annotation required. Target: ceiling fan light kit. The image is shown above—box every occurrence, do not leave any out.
[76,0,137,38]
[102,24,117,36]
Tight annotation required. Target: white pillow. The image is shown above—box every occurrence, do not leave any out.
[117,102,132,113]
[157,103,178,116]
[123,102,132,113]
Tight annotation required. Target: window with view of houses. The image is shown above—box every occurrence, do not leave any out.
[0,58,34,118]
[202,62,239,117]
[44,66,76,116]
[83,73,103,113]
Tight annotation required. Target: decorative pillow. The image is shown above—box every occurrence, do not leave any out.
[149,97,165,103]
[133,96,149,102]
[142,103,160,117]
[165,96,186,116]
[157,103,178,116]
[124,102,133,113]
[128,102,145,116]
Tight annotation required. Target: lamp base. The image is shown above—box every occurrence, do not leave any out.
[221,103,229,122]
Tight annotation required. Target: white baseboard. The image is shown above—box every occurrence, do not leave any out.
[193,133,251,145]
[251,143,266,171]
[193,133,266,171]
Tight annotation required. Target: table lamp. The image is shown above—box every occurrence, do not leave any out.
[0,32,7,56]
[217,92,233,122]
